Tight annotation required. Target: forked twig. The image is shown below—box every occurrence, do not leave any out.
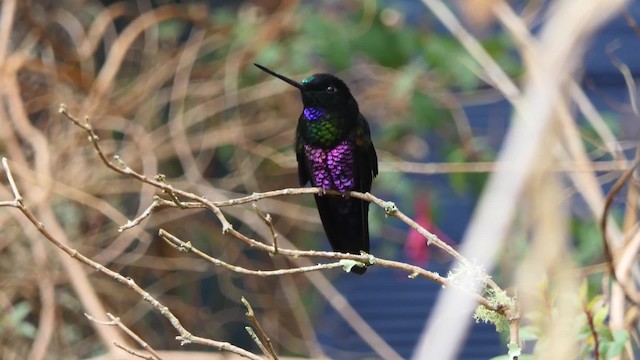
[253,203,279,254]
[85,313,163,360]
[241,297,278,360]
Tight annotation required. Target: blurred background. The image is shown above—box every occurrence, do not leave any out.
[0,0,639,359]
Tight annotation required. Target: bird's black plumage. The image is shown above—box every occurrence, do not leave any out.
[255,64,378,274]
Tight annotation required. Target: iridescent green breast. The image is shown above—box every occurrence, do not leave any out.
[305,116,343,147]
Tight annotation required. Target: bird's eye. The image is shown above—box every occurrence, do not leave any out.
[326,86,336,93]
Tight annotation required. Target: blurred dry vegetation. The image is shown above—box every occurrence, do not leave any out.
[0,0,639,359]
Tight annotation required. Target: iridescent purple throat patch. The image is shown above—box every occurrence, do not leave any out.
[303,107,326,121]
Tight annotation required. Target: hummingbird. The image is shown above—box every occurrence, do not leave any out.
[255,64,378,274]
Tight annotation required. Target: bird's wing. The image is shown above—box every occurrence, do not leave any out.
[295,116,310,186]
[354,113,378,193]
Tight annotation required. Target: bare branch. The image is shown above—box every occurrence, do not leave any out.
[0,159,262,360]
[60,104,513,317]
[253,203,279,254]
[113,341,157,360]
[242,297,278,360]
[85,313,163,360]
[1,157,22,203]
[159,229,347,275]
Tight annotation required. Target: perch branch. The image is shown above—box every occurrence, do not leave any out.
[59,104,513,317]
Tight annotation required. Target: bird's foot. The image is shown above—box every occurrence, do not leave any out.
[317,187,326,196]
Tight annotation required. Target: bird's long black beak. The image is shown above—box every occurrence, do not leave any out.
[254,63,303,90]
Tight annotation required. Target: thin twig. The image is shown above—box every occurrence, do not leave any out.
[244,327,271,360]
[160,228,344,275]
[241,297,278,360]
[605,42,639,115]
[85,313,163,360]
[253,203,279,254]
[119,196,163,232]
[2,157,22,202]
[113,341,157,360]
[583,302,601,360]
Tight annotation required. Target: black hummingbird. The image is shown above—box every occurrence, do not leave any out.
[255,63,378,274]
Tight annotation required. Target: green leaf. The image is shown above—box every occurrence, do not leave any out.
[17,322,37,339]
[605,330,629,357]
[592,305,609,326]
[7,301,31,325]
[612,329,629,343]
[605,341,625,358]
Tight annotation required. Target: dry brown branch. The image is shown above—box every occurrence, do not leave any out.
[241,297,278,360]
[112,341,157,360]
[253,203,279,254]
[57,104,516,326]
[160,229,344,275]
[85,312,163,360]
[59,105,469,267]
[0,158,263,360]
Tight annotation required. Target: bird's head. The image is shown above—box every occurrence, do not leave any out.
[254,64,359,120]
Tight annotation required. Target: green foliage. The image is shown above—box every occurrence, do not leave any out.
[576,281,631,359]
[422,36,480,90]
[411,91,451,130]
[301,12,352,70]
[571,219,605,265]
[353,17,420,68]
[445,147,489,195]
[157,19,186,41]
[0,301,36,339]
